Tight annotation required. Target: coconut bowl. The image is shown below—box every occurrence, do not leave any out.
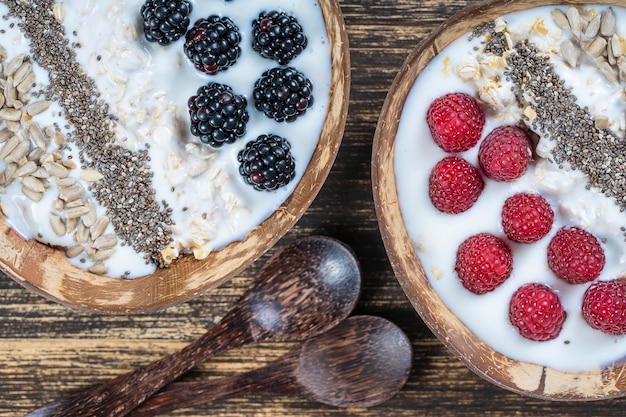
[372,0,626,401]
[0,0,350,314]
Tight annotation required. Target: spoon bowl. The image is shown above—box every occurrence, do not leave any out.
[247,235,362,340]
[131,315,413,416]
[28,236,361,417]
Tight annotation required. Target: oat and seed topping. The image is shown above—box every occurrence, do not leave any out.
[1,0,175,266]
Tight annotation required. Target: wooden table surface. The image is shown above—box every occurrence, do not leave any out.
[2,0,626,415]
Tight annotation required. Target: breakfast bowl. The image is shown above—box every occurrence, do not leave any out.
[372,0,626,400]
[0,0,350,313]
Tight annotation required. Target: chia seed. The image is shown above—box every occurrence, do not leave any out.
[1,0,175,266]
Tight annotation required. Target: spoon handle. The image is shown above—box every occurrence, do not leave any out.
[131,348,302,417]
[27,308,255,417]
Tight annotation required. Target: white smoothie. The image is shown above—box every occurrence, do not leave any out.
[0,0,331,277]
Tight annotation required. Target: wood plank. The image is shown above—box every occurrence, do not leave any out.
[3,0,626,415]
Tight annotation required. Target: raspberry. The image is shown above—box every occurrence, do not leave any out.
[428,156,484,214]
[184,16,241,75]
[251,11,308,65]
[582,279,626,336]
[141,0,192,46]
[455,233,513,294]
[509,283,566,342]
[253,67,314,122]
[478,125,533,182]
[187,83,249,148]
[426,92,485,153]
[547,226,605,284]
[501,193,554,243]
[238,134,296,191]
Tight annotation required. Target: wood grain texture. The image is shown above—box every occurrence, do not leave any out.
[3,0,626,416]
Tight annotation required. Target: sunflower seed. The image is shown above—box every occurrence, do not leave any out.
[597,58,619,84]
[610,34,622,58]
[4,54,24,77]
[79,168,103,182]
[26,100,51,117]
[566,7,583,38]
[16,92,27,107]
[619,59,626,83]
[3,77,17,108]
[4,163,16,183]
[5,120,20,133]
[0,135,19,158]
[55,177,75,188]
[600,7,616,37]
[45,161,69,179]
[82,198,97,227]
[608,41,617,66]
[551,8,571,30]
[52,198,64,211]
[90,217,109,240]
[21,184,42,202]
[65,216,78,234]
[16,70,35,94]
[64,198,84,208]
[12,61,31,86]
[32,168,49,181]
[584,13,601,38]
[91,249,115,262]
[74,221,90,243]
[49,212,66,236]
[0,107,22,121]
[61,160,76,170]
[92,234,117,250]
[585,36,607,58]
[58,182,84,202]
[22,175,45,193]
[28,122,47,149]
[88,262,108,275]
[15,160,37,177]
[6,140,29,163]
[561,39,581,67]
[65,245,83,258]
[27,147,44,162]
[0,128,12,143]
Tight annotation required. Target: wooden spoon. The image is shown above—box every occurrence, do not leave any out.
[28,236,362,417]
[131,315,413,416]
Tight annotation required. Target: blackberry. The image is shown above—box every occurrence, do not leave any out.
[141,0,192,46]
[251,11,308,65]
[238,134,296,191]
[253,67,314,122]
[184,15,242,75]
[188,82,249,148]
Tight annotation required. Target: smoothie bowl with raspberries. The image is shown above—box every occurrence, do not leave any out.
[373,0,626,400]
[0,0,350,313]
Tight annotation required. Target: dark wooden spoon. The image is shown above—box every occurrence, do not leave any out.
[28,236,361,417]
[131,315,413,416]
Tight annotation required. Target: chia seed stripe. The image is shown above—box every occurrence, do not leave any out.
[504,40,626,211]
[1,0,175,266]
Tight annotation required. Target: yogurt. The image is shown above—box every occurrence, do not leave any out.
[394,5,626,371]
[0,0,331,277]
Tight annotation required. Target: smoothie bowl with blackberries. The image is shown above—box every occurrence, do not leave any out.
[0,0,350,312]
